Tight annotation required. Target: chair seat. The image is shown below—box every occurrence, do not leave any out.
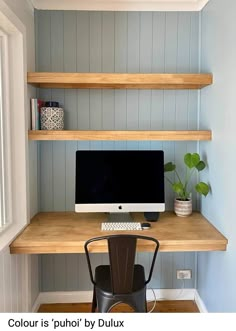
[95,264,146,295]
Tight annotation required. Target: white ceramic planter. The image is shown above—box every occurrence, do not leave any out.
[174,198,192,217]
[40,107,64,130]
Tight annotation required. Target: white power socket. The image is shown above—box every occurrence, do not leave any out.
[176,269,192,279]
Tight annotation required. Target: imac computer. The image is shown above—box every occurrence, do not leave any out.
[75,150,165,222]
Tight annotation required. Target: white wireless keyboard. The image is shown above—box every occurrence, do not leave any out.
[101,222,142,231]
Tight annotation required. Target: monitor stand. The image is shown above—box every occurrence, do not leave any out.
[105,212,133,223]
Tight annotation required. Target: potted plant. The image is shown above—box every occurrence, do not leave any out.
[164,153,210,217]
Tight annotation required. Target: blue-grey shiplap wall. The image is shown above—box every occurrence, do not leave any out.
[35,10,199,292]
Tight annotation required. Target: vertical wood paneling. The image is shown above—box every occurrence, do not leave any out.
[140,12,152,73]
[90,12,102,72]
[188,91,198,130]
[37,11,51,71]
[3,249,12,311]
[51,12,66,213]
[165,13,178,72]
[74,10,87,167]
[77,12,90,72]
[139,13,152,153]
[63,12,77,73]
[30,255,40,310]
[40,142,53,211]
[176,91,188,129]
[28,142,39,217]
[64,9,77,155]
[0,252,4,311]
[127,12,139,150]
[127,12,140,72]
[89,12,102,145]
[54,255,67,290]
[139,90,151,130]
[102,91,115,130]
[65,254,79,290]
[114,12,127,151]
[115,90,126,130]
[152,12,165,72]
[35,10,200,293]
[10,254,18,312]
[102,12,115,72]
[51,11,64,71]
[64,90,77,130]
[126,90,139,129]
[172,252,185,289]
[90,90,102,130]
[77,90,90,130]
[53,142,66,211]
[65,142,77,211]
[151,90,164,130]
[3,249,10,311]
[0,247,27,312]
[102,12,115,151]
[184,252,196,288]
[161,253,173,288]
[40,255,55,291]
[177,13,191,73]
[189,13,199,72]
[115,12,127,72]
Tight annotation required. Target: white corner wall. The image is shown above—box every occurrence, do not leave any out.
[198,0,236,312]
[0,0,38,312]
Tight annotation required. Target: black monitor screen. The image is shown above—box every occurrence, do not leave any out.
[75,150,165,213]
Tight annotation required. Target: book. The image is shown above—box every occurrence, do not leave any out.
[30,98,44,130]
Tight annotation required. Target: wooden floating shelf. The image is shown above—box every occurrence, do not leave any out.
[28,130,212,141]
[27,72,213,89]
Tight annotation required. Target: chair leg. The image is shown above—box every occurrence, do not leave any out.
[128,290,147,312]
[132,300,147,312]
[91,287,97,312]
[97,296,114,313]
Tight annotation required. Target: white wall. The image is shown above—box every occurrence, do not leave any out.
[198,0,236,312]
[5,1,38,218]
[0,0,38,312]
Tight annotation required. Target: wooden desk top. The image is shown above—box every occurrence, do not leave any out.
[9,211,227,254]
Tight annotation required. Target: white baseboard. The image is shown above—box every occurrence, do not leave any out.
[32,288,200,312]
[194,290,208,313]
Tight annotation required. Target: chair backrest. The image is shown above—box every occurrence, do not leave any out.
[84,234,159,295]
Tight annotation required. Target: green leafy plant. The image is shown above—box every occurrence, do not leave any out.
[164,153,210,201]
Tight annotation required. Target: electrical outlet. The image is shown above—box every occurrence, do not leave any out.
[176,269,192,279]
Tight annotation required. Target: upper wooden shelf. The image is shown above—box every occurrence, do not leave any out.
[27,72,213,89]
[28,130,212,141]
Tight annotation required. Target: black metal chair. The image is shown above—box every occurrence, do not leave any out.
[84,234,159,313]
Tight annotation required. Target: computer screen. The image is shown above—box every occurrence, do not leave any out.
[75,150,165,216]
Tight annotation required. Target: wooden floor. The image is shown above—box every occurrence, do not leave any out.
[38,301,199,313]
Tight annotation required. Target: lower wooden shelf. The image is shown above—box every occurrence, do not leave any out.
[28,130,212,141]
[9,211,227,254]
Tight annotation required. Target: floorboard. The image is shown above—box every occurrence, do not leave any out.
[38,301,199,313]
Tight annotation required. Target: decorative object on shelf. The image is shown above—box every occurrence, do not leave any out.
[164,153,210,217]
[30,98,44,130]
[45,101,59,107]
[40,105,64,130]
[174,197,193,217]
